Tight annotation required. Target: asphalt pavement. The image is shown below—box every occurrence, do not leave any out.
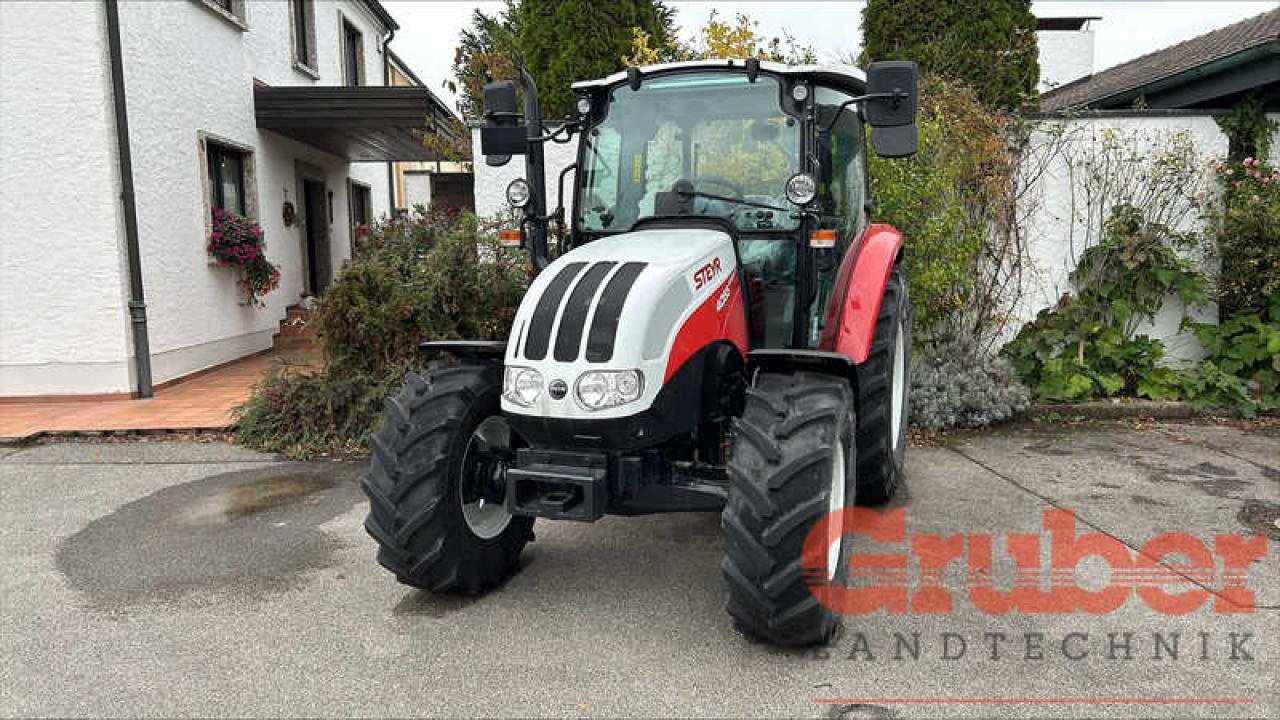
[1,421,1276,718]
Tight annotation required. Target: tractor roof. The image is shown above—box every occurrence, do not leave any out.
[572,60,868,96]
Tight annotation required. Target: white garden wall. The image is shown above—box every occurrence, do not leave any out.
[1013,114,1228,362]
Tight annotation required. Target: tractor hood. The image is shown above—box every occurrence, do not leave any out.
[502,228,742,420]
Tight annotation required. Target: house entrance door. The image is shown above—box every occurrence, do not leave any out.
[302,180,328,294]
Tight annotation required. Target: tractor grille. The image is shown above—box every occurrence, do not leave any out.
[522,261,647,363]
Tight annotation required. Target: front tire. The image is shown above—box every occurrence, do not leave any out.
[855,266,910,505]
[722,371,856,646]
[362,363,533,594]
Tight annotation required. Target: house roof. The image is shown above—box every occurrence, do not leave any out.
[255,86,453,161]
[358,0,398,32]
[386,48,460,122]
[1036,17,1099,32]
[1041,8,1280,111]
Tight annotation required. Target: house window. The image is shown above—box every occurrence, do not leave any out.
[350,181,372,225]
[195,0,247,29]
[291,0,316,71]
[342,21,364,86]
[207,143,248,216]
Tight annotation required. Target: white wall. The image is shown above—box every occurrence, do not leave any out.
[472,126,578,221]
[0,1,134,395]
[0,0,395,395]
[1015,115,1227,362]
[1036,28,1096,92]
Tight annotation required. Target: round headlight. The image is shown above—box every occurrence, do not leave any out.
[791,84,809,103]
[614,371,641,401]
[785,173,817,206]
[575,372,610,409]
[574,370,643,410]
[503,366,543,407]
[506,178,531,208]
[576,96,592,115]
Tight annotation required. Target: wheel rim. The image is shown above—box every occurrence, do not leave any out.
[890,320,906,451]
[459,416,515,540]
[826,437,847,582]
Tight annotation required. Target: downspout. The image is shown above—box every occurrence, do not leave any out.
[104,0,153,397]
[382,26,397,215]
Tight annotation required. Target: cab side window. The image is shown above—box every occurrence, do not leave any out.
[808,87,869,346]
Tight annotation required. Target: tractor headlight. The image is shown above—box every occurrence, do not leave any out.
[785,172,817,206]
[503,366,543,407]
[574,370,644,411]
[576,96,592,115]
[506,178,531,208]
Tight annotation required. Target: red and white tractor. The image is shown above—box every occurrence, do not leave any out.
[362,59,918,645]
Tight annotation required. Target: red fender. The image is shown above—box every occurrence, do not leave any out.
[664,271,749,381]
[817,224,903,364]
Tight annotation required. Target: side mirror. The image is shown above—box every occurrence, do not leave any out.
[865,60,918,158]
[480,80,525,167]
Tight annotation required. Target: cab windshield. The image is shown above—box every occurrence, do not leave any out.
[578,72,801,234]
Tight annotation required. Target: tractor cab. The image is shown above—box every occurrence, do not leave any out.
[363,60,919,647]
[492,60,917,350]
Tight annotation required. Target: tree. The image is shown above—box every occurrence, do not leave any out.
[517,0,676,117]
[447,2,521,120]
[624,10,816,65]
[861,0,1039,110]
[448,0,677,119]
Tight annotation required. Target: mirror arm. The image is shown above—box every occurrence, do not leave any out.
[817,89,908,133]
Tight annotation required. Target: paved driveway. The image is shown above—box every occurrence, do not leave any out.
[1,421,1276,718]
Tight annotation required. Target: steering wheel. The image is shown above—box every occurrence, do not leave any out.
[689,175,746,200]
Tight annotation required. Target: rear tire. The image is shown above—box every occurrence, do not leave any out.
[722,371,856,646]
[855,266,910,505]
[362,363,533,594]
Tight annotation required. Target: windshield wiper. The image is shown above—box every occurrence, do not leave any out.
[675,187,790,214]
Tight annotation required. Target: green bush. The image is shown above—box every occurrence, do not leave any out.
[1002,205,1205,403]
[1181,298,1280,417]
[235,366,407,458]
[869,76,1019,347]
[1206,157,1280,318]
[236,210,530,458]
[861,0,1039,111]
[315,210,528,376]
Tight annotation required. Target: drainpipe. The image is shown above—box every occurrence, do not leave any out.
[104,0,152,397]
[382,27,397,215]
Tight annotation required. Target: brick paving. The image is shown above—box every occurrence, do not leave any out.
[0,351,317,441]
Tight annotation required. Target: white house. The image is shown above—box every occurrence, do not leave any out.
[0,0,454,398]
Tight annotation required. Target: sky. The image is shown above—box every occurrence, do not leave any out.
[382,1,1279,114]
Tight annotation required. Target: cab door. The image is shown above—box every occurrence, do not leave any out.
[806,87,871,347]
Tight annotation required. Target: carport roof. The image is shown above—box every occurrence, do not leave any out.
[254,86,456,162]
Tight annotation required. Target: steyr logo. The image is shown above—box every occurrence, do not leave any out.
[693,257,722,290]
